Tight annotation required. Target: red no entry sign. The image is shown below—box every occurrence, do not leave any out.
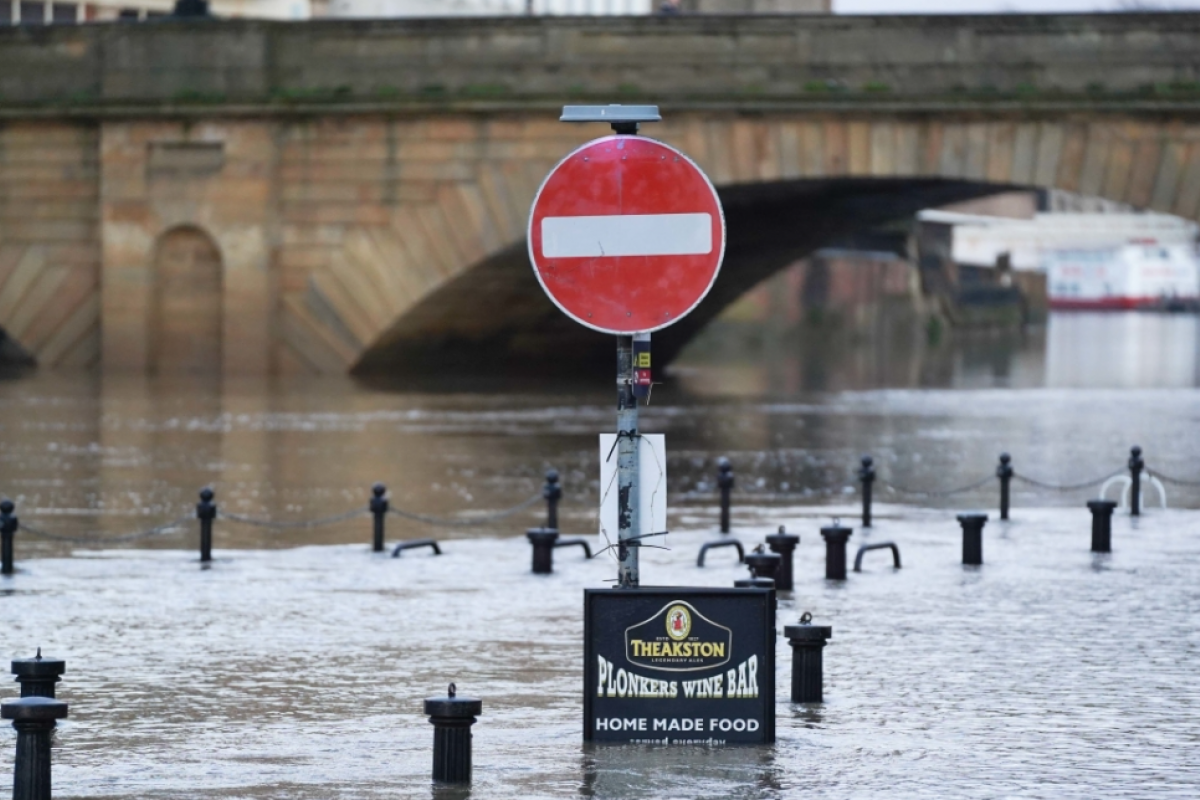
[528,135,725,335]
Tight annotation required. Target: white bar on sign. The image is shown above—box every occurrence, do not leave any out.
[542,213,712,258]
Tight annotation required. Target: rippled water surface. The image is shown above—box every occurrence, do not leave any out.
[1,507,1199,799]
[1,311,1199,797]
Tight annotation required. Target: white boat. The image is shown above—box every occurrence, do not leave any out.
[1044,242,1200,310]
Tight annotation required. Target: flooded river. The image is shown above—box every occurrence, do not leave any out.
[1,311,1199,798]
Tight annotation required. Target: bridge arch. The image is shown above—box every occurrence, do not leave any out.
[272,115,1200,374]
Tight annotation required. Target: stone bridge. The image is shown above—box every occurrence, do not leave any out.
[1,13,1200,373]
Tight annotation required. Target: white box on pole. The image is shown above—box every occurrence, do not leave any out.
[598,433,667,540]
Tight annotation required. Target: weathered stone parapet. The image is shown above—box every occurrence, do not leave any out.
[1,14,1200,117]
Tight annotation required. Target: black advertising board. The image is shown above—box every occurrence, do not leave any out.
[583,587,775,745]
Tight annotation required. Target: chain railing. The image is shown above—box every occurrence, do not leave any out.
[0,473,561,572]
[216,507,369,530]
[877,474,995,498]
[1011,470,1124,492]
[1,446,1194,574]
[386,492,543,528]
[1149,470,1200,488]
[17,514,194,545]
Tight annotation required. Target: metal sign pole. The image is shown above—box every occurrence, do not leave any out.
[616,335,640,588]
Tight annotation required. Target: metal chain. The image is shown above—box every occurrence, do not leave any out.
[878,474,994,498]
[1149,470,1200,488]
[1012,470,1122,492]
[18,514,194,545]
[216,507,368,529]
[387,492,542,527]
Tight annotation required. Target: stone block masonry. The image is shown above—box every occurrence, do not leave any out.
[0,15,1199,374]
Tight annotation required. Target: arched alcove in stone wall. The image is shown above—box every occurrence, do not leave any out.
[150,226,223,375]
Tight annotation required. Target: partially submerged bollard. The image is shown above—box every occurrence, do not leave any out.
[1128,446,1144,517]
[697,458,743,567]
[425,683,482,784]
[526,527,559,574]
[997,453,1013,521]
[858,456,875,528]
[12,651,64,699]
[744,547,781,583]
[2,695,69,800]
[1088,499,1117,553]
[370,483,388,553]
[765,526,800,591]
[1,499,16,576]
[784,612,832,703]
[196,487,216,563]
[957,512,988,565]
[543,469,561,531]
[820,522,853,580]
[526,528,591,575]
[717,457,734,534]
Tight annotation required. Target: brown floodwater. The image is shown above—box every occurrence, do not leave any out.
[0,311,1198,798]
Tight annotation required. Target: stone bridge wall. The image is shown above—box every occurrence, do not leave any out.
[1,14,1200,372]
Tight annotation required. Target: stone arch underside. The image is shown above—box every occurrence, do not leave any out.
[285,115,1200,376]
[353,177,1007,373]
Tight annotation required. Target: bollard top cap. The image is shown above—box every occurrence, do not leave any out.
[766,529,800,546]
[199,487,214,502]
[861,455,873,466]
[525,527,560,541]
[544,468,559,482]
[999,453,1011,463]
[744,551,781,564]
[1087,499,1118,511]
[372,483,386,497]
[425,684,482,719]
[12,652,66,678]
[1131,445,1142,456]
[956,512,989,523]
[783,623,833,642]
[734,578,775,591]
[1,696,68,721]
[0,499,12,514]
[820,524,853,538]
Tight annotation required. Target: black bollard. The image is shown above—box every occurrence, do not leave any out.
[196,488,216,563]
[717,457,734,534]
[744,547,781,583]
[1,499,16,576]
[543,469,561,532]
[784,613,832,703]
[765,526,800,591]
[1128,446,1144,517]
[858,456,875,528]
[957,512,988,565]
[1087,499,1117,553]
[2,695,69,800]
[370,483,388,553]
[526,527,559,574]
[820,523,853,580]
[997,453,1013,521]
[425,683,482,784]
[12,651,64,699]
